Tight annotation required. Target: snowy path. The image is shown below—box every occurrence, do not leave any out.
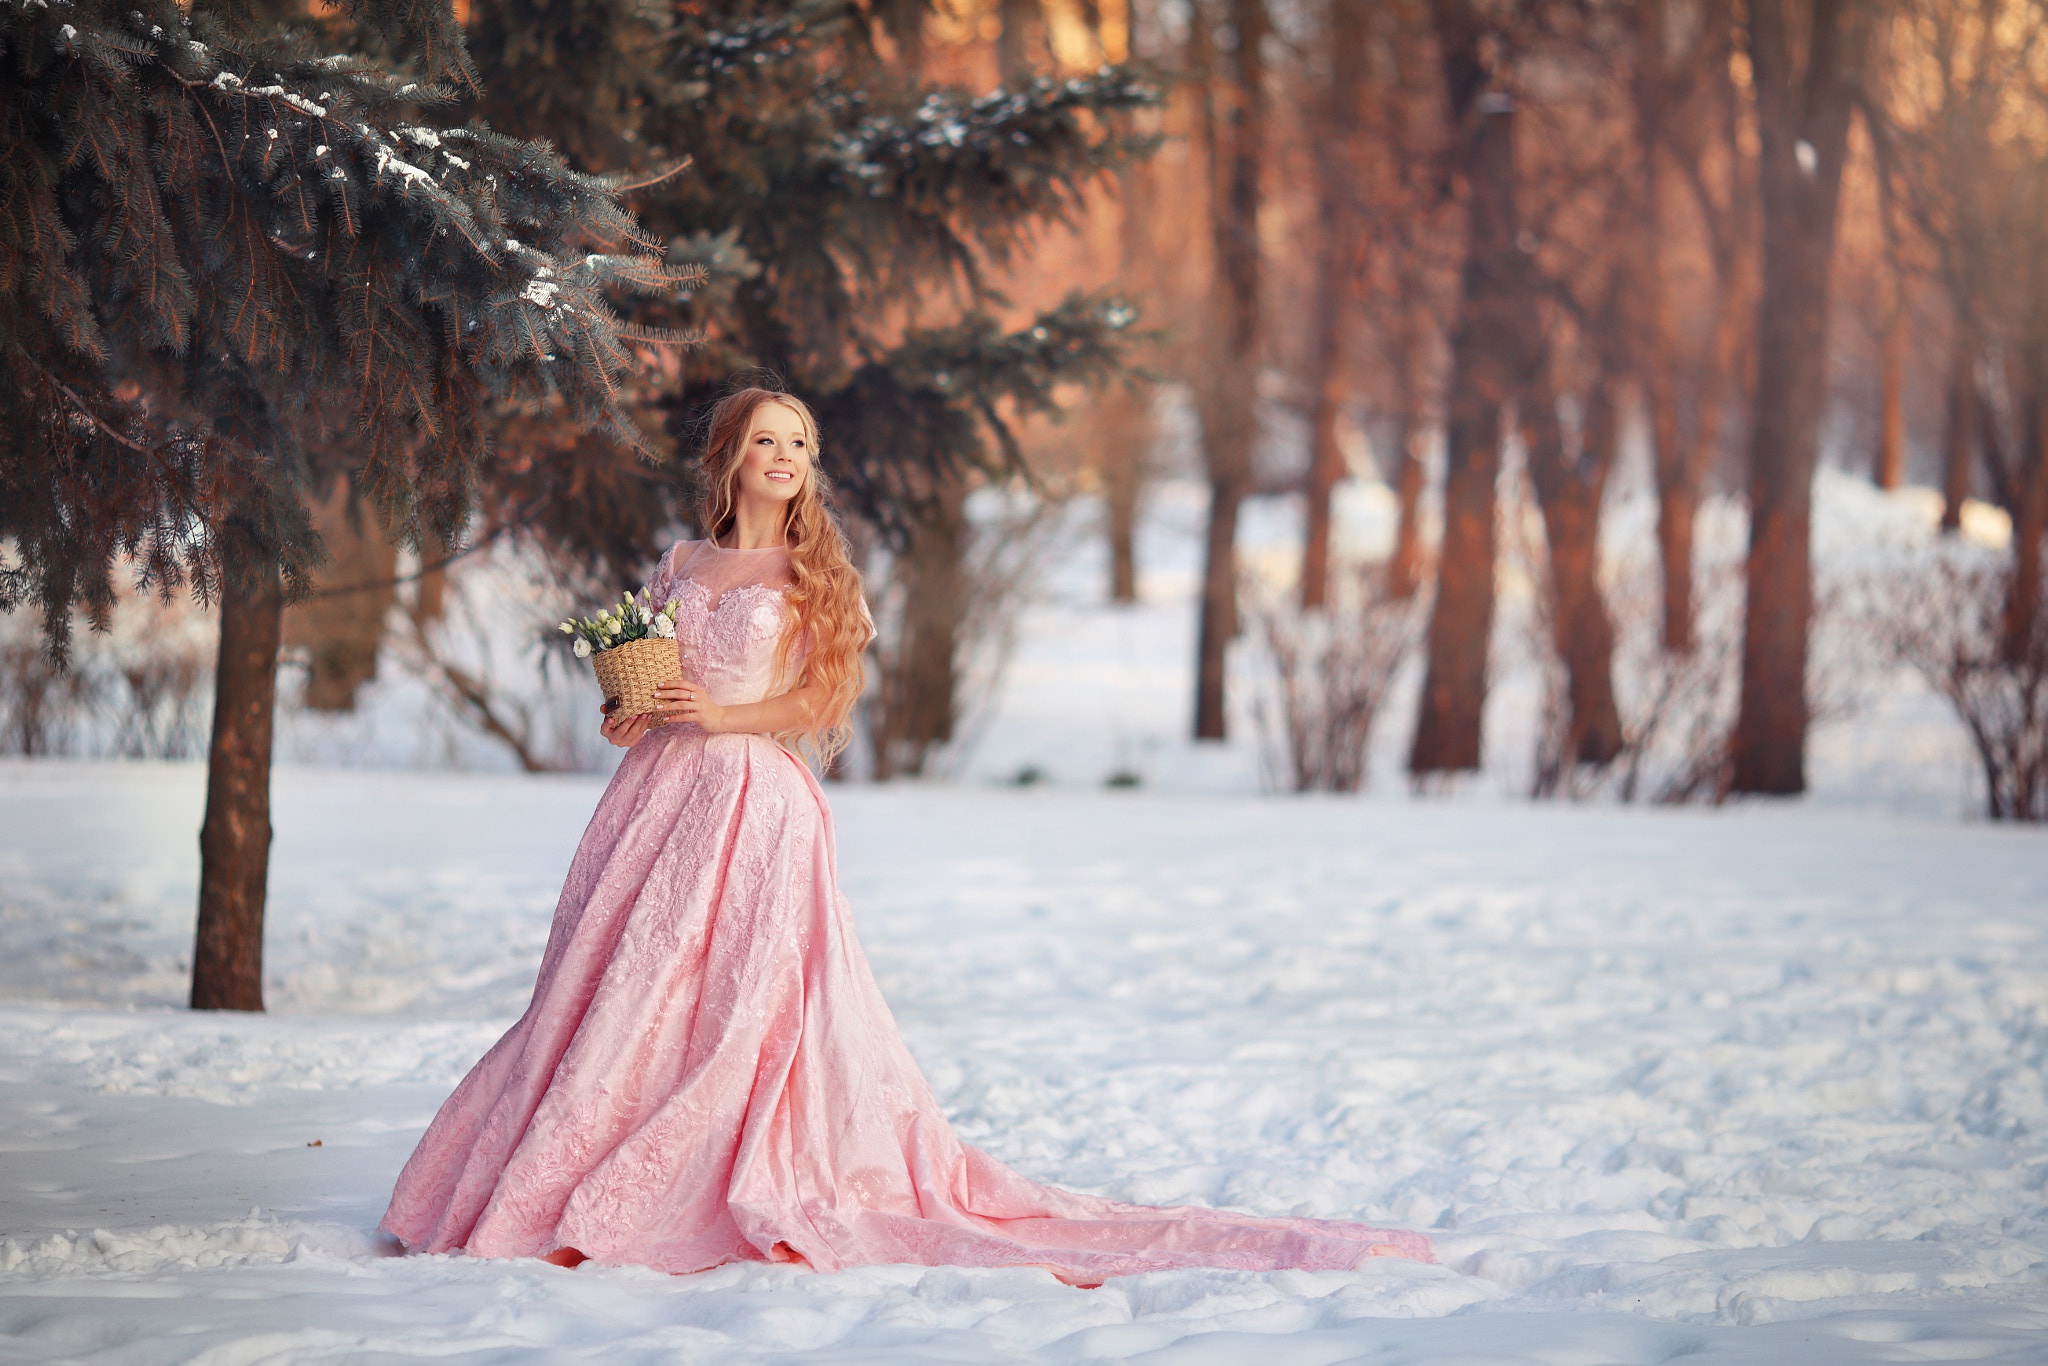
[2,759,2046,1362]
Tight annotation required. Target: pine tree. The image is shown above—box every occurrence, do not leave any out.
[471,0,1156,546]
[0,0,691,1008]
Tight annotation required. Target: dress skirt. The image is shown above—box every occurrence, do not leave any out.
[380,728,1431,1281]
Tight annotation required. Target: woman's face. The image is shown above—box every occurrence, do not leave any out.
[733,401,811,513]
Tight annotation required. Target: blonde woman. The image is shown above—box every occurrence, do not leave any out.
[380,385,1430,1283]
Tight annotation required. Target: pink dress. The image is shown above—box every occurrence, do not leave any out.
[380,539,1431,1282]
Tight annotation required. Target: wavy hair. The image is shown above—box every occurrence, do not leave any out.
[698,386,868,766]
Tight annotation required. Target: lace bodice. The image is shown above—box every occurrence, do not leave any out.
[642,540,798,708]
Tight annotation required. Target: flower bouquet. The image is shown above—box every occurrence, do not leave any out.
[560,591,682,726]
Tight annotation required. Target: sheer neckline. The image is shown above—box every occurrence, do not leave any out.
[701,537,788,556]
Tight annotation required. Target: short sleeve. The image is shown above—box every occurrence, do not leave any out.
[640,544,681,607]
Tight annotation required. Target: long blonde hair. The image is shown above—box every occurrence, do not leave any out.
[698,386,868,766]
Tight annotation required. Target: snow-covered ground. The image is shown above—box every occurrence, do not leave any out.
[4,759,2047,1362]
[4,456,2044,1360]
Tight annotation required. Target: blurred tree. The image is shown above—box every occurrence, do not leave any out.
[1879,0,2048,660]
[1879,0,2006,533]
[1298,0,1370,612]
[1096,0,1165,607]
[0,0,679,1008]
[1727,0,1872,796]
[1189,0,1266,742]
[1630,0,1755,657]
[1358,0,1455,605]
[1409,0,1546,777]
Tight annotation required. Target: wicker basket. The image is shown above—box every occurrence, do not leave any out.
[590,636,683,726]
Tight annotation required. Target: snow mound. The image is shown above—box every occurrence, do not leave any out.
[0,1213,363,1279]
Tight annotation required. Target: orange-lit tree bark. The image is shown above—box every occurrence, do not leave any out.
[1099,5,1162,606]
[1632,0,1752,656]
[1524,363,1625,768]
[1192,0,1267,740]
[1941,332,1977,530]
[1409,0,1543,775]
[1386,308,1434,600]
[1367,0,1450,605]
[1728,0,1870,796]
[1098,383,1150,604]
[1300,0,1370,610]
[1875,280,1907,490]
[2007,180,2048,661]
[871,482,969,779]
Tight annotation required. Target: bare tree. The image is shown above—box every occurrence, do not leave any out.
[1409,0,1546,776]
[1368,0,1459,603]
[1299,0,1372,610]
[1631,0,1755,656]
[1252,570,1419,792]
[1888,545,2048,820]
[1190,0,1268,741]
[1727,0,1873,795]
[1097,0,1168,606]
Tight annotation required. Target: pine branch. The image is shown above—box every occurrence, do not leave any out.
[1,0,684,651]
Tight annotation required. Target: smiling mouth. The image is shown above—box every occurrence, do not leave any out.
[766,471,795,482]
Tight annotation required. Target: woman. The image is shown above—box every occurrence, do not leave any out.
[380,385,1431,1283]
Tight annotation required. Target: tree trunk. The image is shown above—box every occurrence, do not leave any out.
[1101,38,1158,608]
[1099,384,1148,604]
[284,474,396,712]
[2005,188,2048,662]
[1941,325,1975,531]
[1525,375,1624,767]
[191,527,283,1012]
[1644,352,1699,657]
[1632,0,1687,656]
[1191,0,1266,741]
[1876,297,1906,490]
[1728,0,1866,797]
[1193,470,1245,739]
[1410,1,1537,776]
[1299,0,1368,611]
[872,481,967,779]
[2011,427,2047,664]
[1636,0,1752,657]
[1300,309,1346,611]
[1386,314,1430,601]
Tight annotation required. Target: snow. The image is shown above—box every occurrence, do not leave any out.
[5,455,2047,1358]
[372,147,436,190]
[3,760,2047,1361]
[245,85,329,117]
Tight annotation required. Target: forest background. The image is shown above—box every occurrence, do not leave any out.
[4,0,2046,1011]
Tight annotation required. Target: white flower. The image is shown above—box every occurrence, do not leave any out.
[652,615,675,639]
[558,622,574,634]
[572,637,592,658]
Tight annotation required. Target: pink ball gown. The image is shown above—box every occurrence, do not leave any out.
[380,539,1431,1282]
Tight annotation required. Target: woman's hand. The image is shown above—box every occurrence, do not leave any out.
[654,676,730,733]
[600,709,655,748]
